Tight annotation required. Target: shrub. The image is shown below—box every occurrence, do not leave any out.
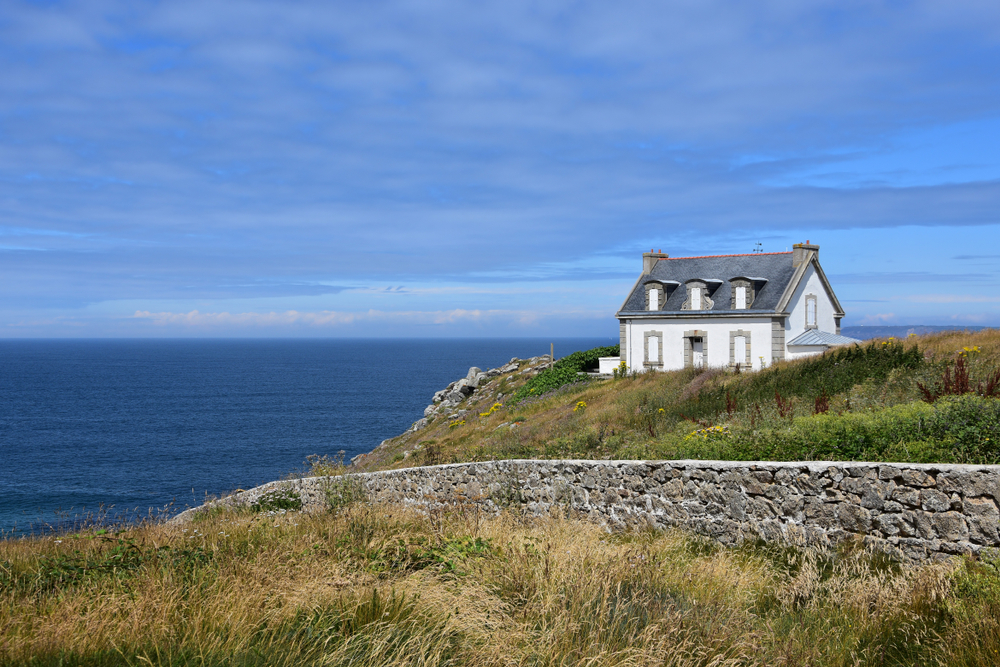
[250,487,303,513]
[324,475,366,512]
[511,345,619,403]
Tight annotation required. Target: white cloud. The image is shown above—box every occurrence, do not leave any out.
[131,307,608,328]
[858,313,898,325]
[905,295,1000,304]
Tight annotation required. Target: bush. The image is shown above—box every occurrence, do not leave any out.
[325,475,366,512]
[250,487,303,513]
[511,345,619,404]
[725,395,1000,464]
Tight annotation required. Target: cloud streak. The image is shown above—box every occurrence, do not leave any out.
[131,307,608,328]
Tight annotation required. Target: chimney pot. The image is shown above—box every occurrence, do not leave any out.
[792,241,819,267]
[642,249,669,274]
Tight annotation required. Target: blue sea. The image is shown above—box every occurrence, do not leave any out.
[0,338,613,535]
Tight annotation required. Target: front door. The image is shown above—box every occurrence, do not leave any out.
[691,337,704,368]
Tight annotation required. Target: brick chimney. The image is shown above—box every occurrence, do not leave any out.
[642,249,668,274]
[792,241,818,268]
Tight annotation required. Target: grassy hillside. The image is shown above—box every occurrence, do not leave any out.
[3,503,999,666]
[357,329,1000,471]
[5,329,1000,666]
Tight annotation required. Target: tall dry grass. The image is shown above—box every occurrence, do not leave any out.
[2,503,999,666]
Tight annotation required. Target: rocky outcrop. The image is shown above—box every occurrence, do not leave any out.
[173,459,1000,562]
[350,355,552,468]
[413,357,545,429]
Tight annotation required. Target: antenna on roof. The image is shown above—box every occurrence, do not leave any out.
[752,242,763,253]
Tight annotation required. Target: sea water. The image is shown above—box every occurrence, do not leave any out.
[0,338,613,534]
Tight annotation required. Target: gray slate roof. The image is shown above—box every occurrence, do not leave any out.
[618,252,798,314]
[787,330,862,347]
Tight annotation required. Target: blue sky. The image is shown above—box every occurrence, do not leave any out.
[2,0,999,337]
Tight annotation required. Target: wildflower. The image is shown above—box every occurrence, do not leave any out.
[573,401,587,412]
[479,402,503,418]
[658,408,665,414]
[684,424,731,441]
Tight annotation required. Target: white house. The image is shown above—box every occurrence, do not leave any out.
[605,242,860,373]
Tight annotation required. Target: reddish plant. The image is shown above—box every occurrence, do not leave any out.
[918,353,1000,402]
[814,388,830,415]
[775,391,794,420]
[725,391,738,417]
[985,367,1000,398]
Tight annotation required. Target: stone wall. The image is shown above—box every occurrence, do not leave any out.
[172,459,1000,561]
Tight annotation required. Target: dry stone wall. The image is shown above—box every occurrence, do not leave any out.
[173,459,1000,561]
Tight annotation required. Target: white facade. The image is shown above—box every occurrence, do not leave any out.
[624,317,774,371]
[616,243,853,373]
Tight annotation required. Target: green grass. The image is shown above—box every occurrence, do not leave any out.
[511,344,619,403]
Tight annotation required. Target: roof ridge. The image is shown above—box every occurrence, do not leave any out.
[662,252,793,260]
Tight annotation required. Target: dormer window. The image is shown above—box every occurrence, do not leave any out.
[644,280,678,311]
[644,281,665,311]
[730,278,756,310]
[682,280,714,311]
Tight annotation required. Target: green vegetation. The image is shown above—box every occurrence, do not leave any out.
[249,487,303,513]
[695,394,1000,464]
[511,344,619,403]
[364,329,1000,468]
[324,474,367,512]
[0,536,212,598]
[672,338,924,423]
[3,505,999,666]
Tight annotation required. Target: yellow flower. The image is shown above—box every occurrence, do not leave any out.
[573,401,587,412]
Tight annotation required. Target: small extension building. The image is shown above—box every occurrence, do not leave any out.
[610,243,860,373]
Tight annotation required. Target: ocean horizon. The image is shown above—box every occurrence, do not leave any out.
[0,337,614,535]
